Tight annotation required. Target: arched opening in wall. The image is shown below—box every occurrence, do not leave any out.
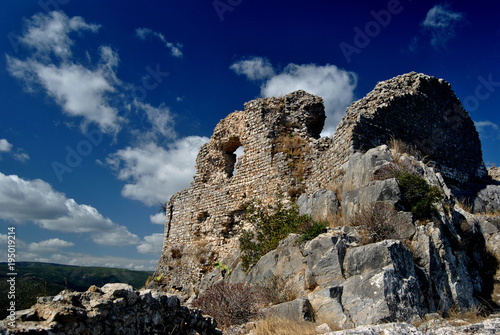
[223,137,243,178]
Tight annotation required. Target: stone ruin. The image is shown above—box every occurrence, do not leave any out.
[155,72,489,295]
[4,72,500,334]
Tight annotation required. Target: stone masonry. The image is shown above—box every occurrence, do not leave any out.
[155,72,487,295]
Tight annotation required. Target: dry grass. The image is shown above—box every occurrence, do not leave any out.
[389,137,421,160]
[350,202,409,243]
[327,210,345,229]
[456,198,473,213]
[256,275,297,306]
[251,316,318,335]
[444,305,488,326]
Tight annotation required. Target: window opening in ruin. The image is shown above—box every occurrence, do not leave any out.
[223,137,243,178]
[232,146,244,177]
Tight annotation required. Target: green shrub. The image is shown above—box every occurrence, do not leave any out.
[239,197,319,270]
[395,171,442,221]
[298,220,328,243]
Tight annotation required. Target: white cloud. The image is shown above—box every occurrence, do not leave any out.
[231,59,357,136]
[6,11,123,133]
[150,212,166,225]
[0,139,13,152]
[0,139,30,162]
[133,101,176,140]
[7,50,123,133]
[20,11,100,60]
[107,136,209,206]
[135,27,183,58]
[27,238,74,253]
[137,233,164,255]
[421,4,465,49]
[13,151,30,163]
[0,172,139,246]
[0,235,156,271]
[475,120,500,139]
[230,57,275,81]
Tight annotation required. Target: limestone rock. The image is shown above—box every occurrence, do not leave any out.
[259,298,315,322]
[342,178,402,220]
[341,240,423,327]
[341,145,394,195]
[474,185,500,214]
[1,284,221,335]
[324,318,500,335]
[298,189,340,222]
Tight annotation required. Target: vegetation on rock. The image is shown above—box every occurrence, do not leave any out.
[239,196,325,270]
[192,281,260,329]
[395,171,442,221]
[351,202,408,243]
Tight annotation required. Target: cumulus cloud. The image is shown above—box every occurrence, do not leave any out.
[0,139,13,152]
[421,4,465,49]
[150,212,166,225]
[27,238,74,253]
[19,11,100,60]
[0,172,139,246]
[135,27,183,58]
[475,120,500,139]
[107,136,209,206]
[231,59,357,136]
[6,11,123,133]
[230,57,275,81]
[133,101,176,140]
[137,233,164,254]
[0,139,30,162]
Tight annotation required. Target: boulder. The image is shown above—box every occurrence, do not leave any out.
[474,185,500,214]
[340,240,423,326]
[411,223,480,313]
[341,145,394,195]
[342,178,403,220]
[324,318,500,334]
[298,189,340,222]
[259,297,315,322]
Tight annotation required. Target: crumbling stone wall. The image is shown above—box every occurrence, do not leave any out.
[310,72,487,189]
[1,283,220,335]
[155,72,487,294]
[156,91,325,293]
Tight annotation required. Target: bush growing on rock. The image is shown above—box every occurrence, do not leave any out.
[239,197,324,270]
[374,161,443,222]
[256,275,297,305]
[351,202,408,243]
[395,171,442,221]
[192,281,259,329]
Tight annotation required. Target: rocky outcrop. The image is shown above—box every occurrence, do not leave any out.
[298,189,340,223]
[326,317,500,335]
[1,283,220,335]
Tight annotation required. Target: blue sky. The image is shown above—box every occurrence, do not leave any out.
[0,1,499,271]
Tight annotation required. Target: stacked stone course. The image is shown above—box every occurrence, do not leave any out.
[155,72,487,295]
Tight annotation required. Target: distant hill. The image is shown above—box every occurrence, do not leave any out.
[0,262,152,319]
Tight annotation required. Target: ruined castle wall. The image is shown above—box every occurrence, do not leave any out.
[156,91,325,292]
[156,73,487,294]
[309,72,487,189]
